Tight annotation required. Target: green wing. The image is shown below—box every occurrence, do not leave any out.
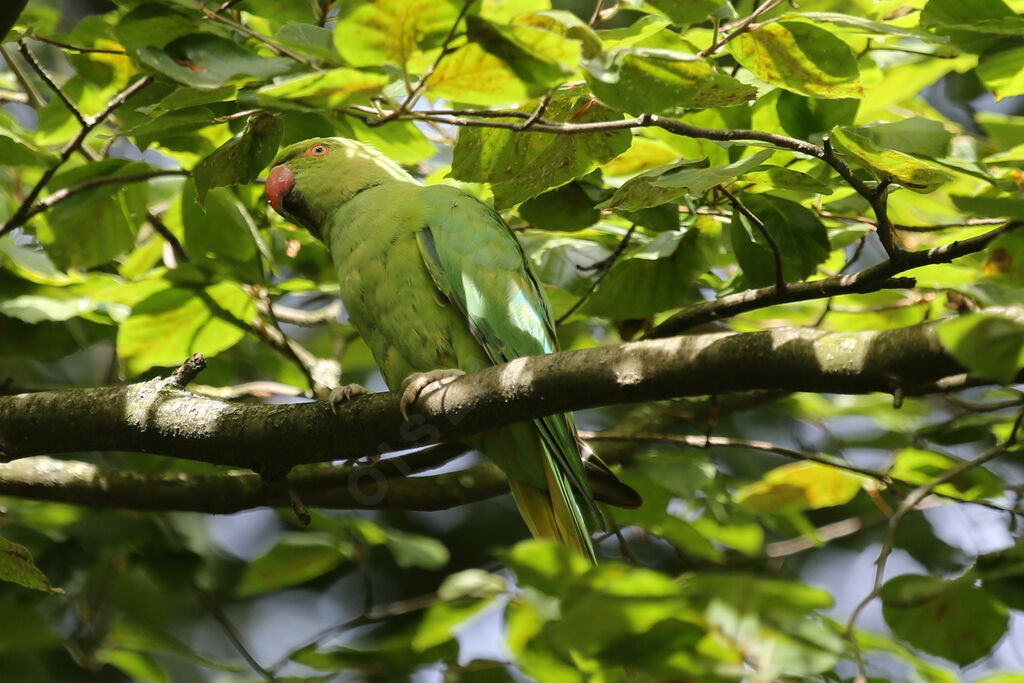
[412,184,595,507]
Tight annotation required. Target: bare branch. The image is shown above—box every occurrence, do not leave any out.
[17,38,88,127]
[649,220,1022,337]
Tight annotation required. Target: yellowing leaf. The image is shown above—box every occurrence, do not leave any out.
[829,126,952,193]
[425,18,580,106]
[731,21,862,98]
[333,0,464,68]
[890,447,1005,500]
[257,67,389,108]
[586,49,757,114]
[734,461,866,513]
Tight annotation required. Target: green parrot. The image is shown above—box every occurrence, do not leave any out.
[265,137,639,561]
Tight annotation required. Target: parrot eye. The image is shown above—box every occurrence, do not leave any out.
[308,143,330,157]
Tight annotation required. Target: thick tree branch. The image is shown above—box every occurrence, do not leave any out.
[3,313,1021,473]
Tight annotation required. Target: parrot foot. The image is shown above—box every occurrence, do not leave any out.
[399,369,465,419]
[328,383,373,414]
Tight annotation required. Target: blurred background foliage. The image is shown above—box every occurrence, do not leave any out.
[1,0,1024,680]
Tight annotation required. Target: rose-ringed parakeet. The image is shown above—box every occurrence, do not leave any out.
[265,137,639,561]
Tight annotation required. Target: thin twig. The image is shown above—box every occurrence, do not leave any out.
[0,74,153,237]
[245,287,333,396]
[29,34,126,54]
[721,186,786,294]
[159,516,277,681]
[556,224,637,325]
[17,38,88,126]
[584,430,1021,515]
[844,441,1021,667]
[201,9,318,66]
[699,0,786,57]
[267,591,441,674]
[396,0,474,114]
[146,211,189,264]
[255,299,342,327]
[648,220,1022,338]
[20,170,188,223]
[215,0,246,12]
[0,44,45,108]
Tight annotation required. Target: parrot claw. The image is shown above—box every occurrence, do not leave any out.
[328,383,373,414]
[399,369,465,419]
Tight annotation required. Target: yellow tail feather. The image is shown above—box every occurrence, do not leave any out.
[508,467,595,563]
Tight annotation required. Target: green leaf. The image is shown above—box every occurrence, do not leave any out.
[600,149,773,211]
[846,117,954,159]
[976,539,1024,611]
[889,447,1004,501]
[36,162,149,270]
[920,0,1024,52]
[451,96,631,208]
[114,3,197,50]
[506,596,585,683]
[733,461,865,513]
[0,135,57,166]
[274,22,342,63]
[728,193,830,286]
[383,529,449,570]
[0,237,80,285]
[346,116,438,165]
[438,569,507,601]
[236,533,352,597]
[644,0,724,26]
[549,564,692,657]
[731,21,863,98]
[583,228,714,318]
[504,539,590,596]
[192,112,282,206]
[334,0,465,68]
[595,14,671,50]
[97,649,168,683]
[685,573,835,614]
[0,536,62,593]
[829,126,952,193]
[411,597,494,651]
[0,292,99,323]
[775,90,859,139]
[938,312,1024,383]
[101,617,242,672]
[738,165,833,195]
[518,182,600,231]
[978,45,1024,101]
[180,183,259,266]
[950,194,1024,219]
[586,49,756,114]
[257,67,390,110]
[117,280,256,375]
[136,35,295,89]
[424,16,580,106]
[881,574,1009,666]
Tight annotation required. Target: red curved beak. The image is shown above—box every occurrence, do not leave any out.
[266,164,295,215]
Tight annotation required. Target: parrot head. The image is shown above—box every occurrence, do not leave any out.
[266,137,413,239]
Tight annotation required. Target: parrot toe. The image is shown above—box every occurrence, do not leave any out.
[399,369,466,419]
[328,383,373,413]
